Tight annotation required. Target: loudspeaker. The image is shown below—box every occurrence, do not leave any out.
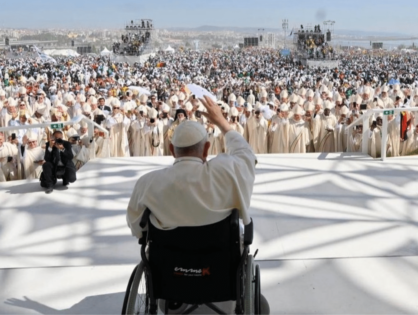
[326,31,331,42]
[71,40,74,47]
[260,35,263,42]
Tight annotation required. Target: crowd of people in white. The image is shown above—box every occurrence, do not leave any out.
[0,49,417,182]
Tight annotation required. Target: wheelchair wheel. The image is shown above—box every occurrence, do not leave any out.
[254,264,260,315]
[125,262,150,315]
[244,255,254,315]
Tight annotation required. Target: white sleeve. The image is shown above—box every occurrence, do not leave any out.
[105,117,117,129]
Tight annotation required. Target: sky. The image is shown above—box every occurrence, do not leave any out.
[0,0,417,35]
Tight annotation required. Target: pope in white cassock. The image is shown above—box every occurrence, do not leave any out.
[127,94,258,314]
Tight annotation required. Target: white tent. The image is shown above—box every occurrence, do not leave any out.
[44,49,80,57]
[165,45,175,53]
[101,48,112,56]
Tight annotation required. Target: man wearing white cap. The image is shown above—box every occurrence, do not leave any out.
[106,99,130,157]
[270,104,290,154]
[21,132,45,179]
[127,94,256,249]
[130,105,148,156]
[335,106,350,152]
[318,100,337,152]
[380,86,394,109]
[289,105,310,153]
[160,103,174,156]
[246,103,268,154]
[144,108,164,156]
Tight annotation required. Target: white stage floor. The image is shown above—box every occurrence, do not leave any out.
[1,153,418,314]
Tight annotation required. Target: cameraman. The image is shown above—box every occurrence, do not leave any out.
[40,130,76,194]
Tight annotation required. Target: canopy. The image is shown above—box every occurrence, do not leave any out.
[44,49,80,57]
[100,48,112,56]
[165,46,175,53]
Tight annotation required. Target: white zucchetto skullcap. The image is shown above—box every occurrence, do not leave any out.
[171,121,207,148]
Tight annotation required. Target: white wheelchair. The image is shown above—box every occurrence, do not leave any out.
[121,209,269,314]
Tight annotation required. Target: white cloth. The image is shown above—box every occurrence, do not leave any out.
[127,130,256,239]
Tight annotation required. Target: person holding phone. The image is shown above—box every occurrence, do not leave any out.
[40,130,76,194]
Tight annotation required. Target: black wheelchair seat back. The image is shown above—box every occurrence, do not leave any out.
[144,209,241,305]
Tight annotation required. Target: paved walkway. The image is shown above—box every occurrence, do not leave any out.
[1,153,418,314]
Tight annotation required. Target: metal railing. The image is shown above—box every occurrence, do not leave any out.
[346,107,418,161]
[0,116,109,159]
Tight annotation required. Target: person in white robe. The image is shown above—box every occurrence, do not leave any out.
[289,105,310,153]
[370,115,383,158]
[144,108,164,156]
[270,104,290,153]
[160,104,174,156]
[246,103,268,154]
[303,101,316,152]
[335,106,350,152]
[387,114,400,157]
[311,97,324,152]
[21,132,45,180]
[130,105,148,156]
[318,101,338,152]
[0,132,19,182]
[401,124,418,156]
[106,99,130,157]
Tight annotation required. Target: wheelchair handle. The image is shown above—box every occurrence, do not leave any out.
[140,208,151,229]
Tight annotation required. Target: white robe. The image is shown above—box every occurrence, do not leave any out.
[270,117,290,154]
[144,121,164,156]
[246,116,268,154]
[289,119,310,153]
[401,130,418,156]
[106,114,130,157]
[0,142,18,182]
[318,114,337,152]
[22,146,45,179]
[130,118,147,157]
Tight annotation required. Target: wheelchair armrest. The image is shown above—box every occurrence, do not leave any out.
[139,208,151,229]
[244,219,253,245]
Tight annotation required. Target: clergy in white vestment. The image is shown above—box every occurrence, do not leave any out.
[270,104,290,154]
[21,132,45,180]
[401,124,418,156]
[160,104,174,156]
[289,105,310,153]
[335,106,350,152]
[145,108,164,156]
[246,103,268,154]
[106,99,130,157]
[130,105,148,156]
[318,101,337,152]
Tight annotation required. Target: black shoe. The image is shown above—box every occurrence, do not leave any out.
[63,181,69,186]
[45,187,53,194]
